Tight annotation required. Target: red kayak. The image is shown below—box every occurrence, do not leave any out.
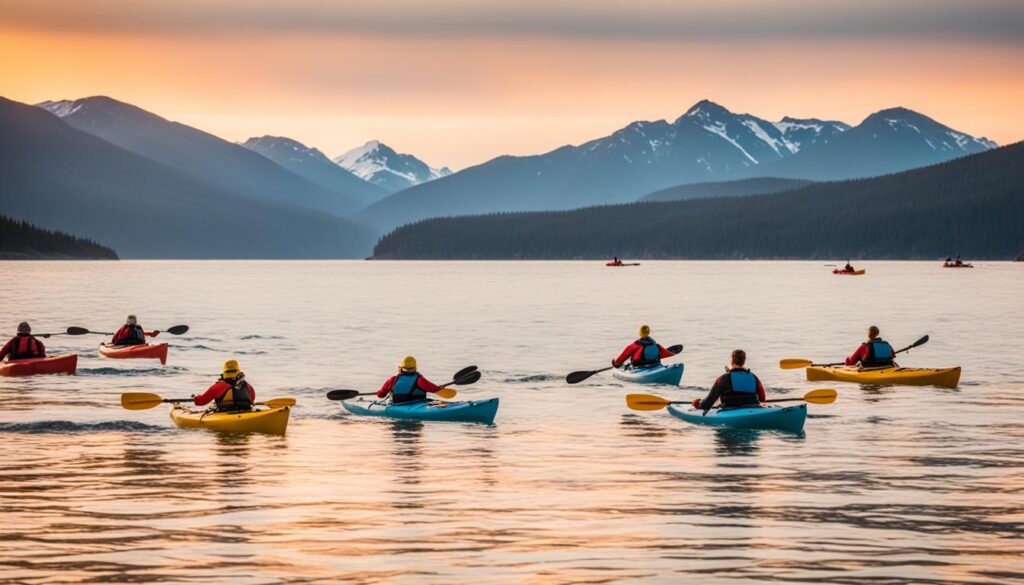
[99,343,169,365]
[0,353,78,377]
[606,262,641,267]
[942,263,973,268]
[833,268,865,275]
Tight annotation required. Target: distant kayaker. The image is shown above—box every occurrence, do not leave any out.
[110,315,159,346]
[193,359,255,412]
[691,349,766,412]
[611,256,622,266]
[612,325,675,369]
[954,255,963,267]
[378,356,442,404]
[845,326,896,367]
[844,260,855,272]
[0,322,46,361]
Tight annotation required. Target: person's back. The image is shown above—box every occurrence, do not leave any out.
[111,315,158,346]
[193,360,255,412]
[0,322,46,361]
[378,356,442,404]
[693,349,766,412]
[613,325,673,369]
[846,325,895,367]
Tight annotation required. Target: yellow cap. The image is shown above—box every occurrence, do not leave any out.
[639,325,651,337]
[222,359,240,379]
[400,355,417,372]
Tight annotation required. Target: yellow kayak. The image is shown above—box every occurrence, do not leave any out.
[806,365,960,388]
[169,404,291,435]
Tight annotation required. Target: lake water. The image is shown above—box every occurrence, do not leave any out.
[1,260,1022,583]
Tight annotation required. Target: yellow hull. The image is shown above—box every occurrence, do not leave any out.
[169,405,290,435]
[807,365,960,388]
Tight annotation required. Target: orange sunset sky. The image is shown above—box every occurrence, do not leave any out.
[2,0,1022,169]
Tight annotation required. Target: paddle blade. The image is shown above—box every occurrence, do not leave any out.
[625,393,673,411]
[803,389,837,404]
[120,392,163,410]
[566,370,597,384]
[909,335,929,349]
[779,358,813,370]
[166,325,190,335]
[454,370,481,385]
[326,389,361,401]
[452,365,478,380]
[436,388,457,399]
[66,326,90,336]
[666,344,684,355]
[262,397,296,408]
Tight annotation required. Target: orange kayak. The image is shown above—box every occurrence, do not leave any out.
[99,343,169,365]
[833,269,865,275]
[0,353,78,377]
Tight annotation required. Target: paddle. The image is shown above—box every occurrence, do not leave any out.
[625,388,838,412]
[566,344,683,384]
[325,366,481,402]
[779,335,930,370]
[120,392,295,411]
[68,325,190,336]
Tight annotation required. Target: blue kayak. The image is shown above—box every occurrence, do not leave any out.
[666,403,806,433]
[342,398,499,424]
[612,363,684,385]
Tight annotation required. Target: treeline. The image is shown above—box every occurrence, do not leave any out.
[0,215,119,259]
[373,142,1024,260]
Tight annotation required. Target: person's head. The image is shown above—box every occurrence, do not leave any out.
[222,359,241,380]
[399,355,417,373]
[126,314,137,326]
[731,349,747,368]
[867,325,880,340]
[17,321,30,334]
[638,324,651,339]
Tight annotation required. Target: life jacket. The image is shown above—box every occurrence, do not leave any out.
[117,325,146,345]
[862,339,895,367]
[631,338,662,367]
[718,368,761,407]
[391,372,425,404]
[9,334,43,360]
[215,377,254,412]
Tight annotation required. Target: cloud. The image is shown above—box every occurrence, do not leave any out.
[3,0,1022,44]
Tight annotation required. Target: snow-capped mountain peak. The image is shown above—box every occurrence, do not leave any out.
[334,141,450,193]
[241,135,332,166]
[37,99,84,118]
[773,117,851,151]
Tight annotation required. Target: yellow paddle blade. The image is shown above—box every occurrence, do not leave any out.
[261,397,296,408]
[625,393,672,411]
[803,388,837,404]
[436,388,457,399]
[779,358,813,370]
[120,392,163,410]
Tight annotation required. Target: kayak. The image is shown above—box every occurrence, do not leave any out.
[607,262,640,267]
[169,404,291,435]
[612,363,684,385]
[99,342,168,365]
[942,263,973,268]
[667,403,807,433]
[342,398,499,424]
[833,269,865,275]
[806,365,961,388]
[0,353,78,377]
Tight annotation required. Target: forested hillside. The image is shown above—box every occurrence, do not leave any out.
[373,142,1024,260]
[0,215,118,259]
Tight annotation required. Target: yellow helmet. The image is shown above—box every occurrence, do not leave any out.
[400,355,417,372]
[639,324,651,338]
[222,359,240,379]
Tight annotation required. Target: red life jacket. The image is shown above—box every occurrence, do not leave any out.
[10,335,43,360]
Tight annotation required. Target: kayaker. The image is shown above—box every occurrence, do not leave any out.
[0,322,46,361]
[945,256,953,267]
[954,255,963,267]
[110,315,159,346]
[691,349,766,412]
[193,359,255,412]
[843,261,855,272]
[611,256,622,266]
[377,356,442,404]
[612,325,675,369]
[845,326,896,367]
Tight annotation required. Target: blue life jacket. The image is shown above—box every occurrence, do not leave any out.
[632,338,662,367]
[864,339,895,367]
[728,370,758,394]
[391,372,425,403]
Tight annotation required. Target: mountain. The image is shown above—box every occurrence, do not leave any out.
[334,140,451,193]
[37,96,364,215]
[241,135,387,207]
[357,100,993,233]
[639,177,813,202]
[0,215,118,260]
[1,97,375,258]
[769,108,997,180]
[372,141,1024,260]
